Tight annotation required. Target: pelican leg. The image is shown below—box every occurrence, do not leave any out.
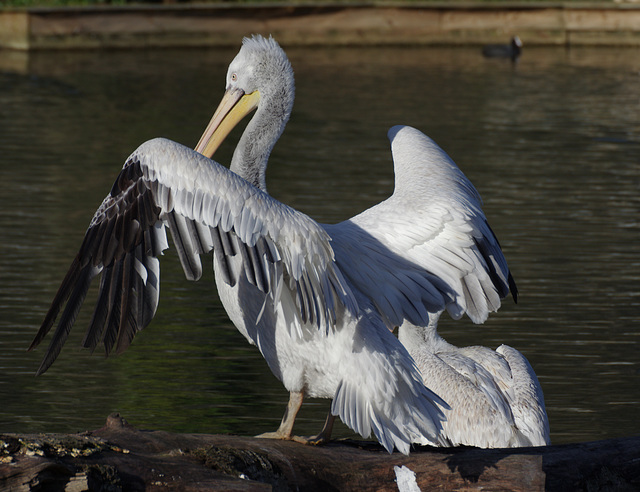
[293,411,335,446]
[256,390,304,440]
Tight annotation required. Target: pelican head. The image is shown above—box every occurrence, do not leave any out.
[196,34,295,190]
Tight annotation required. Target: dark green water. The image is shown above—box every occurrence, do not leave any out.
[0,44,638,444]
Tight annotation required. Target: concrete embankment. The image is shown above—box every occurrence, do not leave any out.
[1,2,640,50]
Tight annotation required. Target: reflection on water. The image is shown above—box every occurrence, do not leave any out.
[1,45,638,444]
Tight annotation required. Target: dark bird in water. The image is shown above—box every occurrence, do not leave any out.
[482,36,523,60]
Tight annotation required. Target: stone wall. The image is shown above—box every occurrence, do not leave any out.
[1,3,640,50]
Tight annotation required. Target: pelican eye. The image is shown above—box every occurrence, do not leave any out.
[231,73,238,82]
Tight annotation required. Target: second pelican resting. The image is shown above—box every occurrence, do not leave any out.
[401,314,550,448]
[29,35,529,452]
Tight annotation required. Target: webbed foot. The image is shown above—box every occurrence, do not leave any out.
[292,433,330,446]
[255,431,290,440]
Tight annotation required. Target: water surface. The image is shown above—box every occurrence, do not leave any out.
[0,45,638,444]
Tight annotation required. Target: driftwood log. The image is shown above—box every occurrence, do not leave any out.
[1,413,639,491]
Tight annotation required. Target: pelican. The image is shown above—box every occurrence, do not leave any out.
[29,35,518,453]
[400,313,550,448]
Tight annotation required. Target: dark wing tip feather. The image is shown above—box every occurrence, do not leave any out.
[81,267,113,352]
[474,222,517,303]
[32,157,165,375]
[509,272,518,304]
[164,211,203,281]
[33,262,98,376]
[28,256,84,352]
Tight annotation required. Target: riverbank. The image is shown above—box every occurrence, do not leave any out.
[1,2,640,50]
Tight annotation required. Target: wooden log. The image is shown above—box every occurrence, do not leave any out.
[1,413,639,491]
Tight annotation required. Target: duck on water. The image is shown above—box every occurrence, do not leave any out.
[482,36,523,60]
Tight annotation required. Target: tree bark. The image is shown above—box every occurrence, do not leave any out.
[1,413,638,491]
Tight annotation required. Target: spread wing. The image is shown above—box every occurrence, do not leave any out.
[29,138,357,375]
[325,125,517,328]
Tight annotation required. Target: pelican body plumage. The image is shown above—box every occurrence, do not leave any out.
[400,314,550,448]
[30,35,542,453]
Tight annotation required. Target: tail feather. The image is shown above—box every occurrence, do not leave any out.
[331,309,448,454]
